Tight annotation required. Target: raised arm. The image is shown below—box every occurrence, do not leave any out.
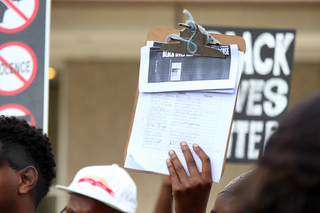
[166,141,212,213]
[153,175,173,213]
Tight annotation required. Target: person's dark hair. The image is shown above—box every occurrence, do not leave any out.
[233,93,320,213]
[0,116,56,208]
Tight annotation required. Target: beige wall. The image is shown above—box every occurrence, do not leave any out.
[64,61,139,178]
[289,64,320,107]
[50,2,320,70]
[48,2,320,213]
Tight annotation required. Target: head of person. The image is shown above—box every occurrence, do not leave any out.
[211,170,254,213]
[57,164,137,213]
[232,93,320,213]
[0,116,56,213]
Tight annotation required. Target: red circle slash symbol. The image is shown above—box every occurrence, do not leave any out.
[0,103,36,126]
[0,0,39,33]
[0,41,38,96]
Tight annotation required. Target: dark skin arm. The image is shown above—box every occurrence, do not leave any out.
[153,175,173,213]
[167,141,212,213]
[212,192,237,213]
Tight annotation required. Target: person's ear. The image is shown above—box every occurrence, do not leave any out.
[18,166,38,195]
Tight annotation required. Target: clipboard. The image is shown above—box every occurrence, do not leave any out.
[147,28,246,54]
[124,27,246,179]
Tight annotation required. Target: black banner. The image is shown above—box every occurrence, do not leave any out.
[204,27,295,163]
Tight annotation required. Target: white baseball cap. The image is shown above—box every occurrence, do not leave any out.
[56,164,137,213]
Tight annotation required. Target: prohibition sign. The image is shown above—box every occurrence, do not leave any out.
[0,0,39,33]
[0,103,36,126]
[0,41,37,96]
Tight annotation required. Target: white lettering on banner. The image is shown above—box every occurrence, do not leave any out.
[227,120,249,159]
[235,78,288,117]
[246,79,264,116]
[242,31,254,75]
[273,32,295,76]
[264,120,279,149]
[254,32,275,75]
[227,120,279,160]
[252,31,294,76]
[263,78,288,117]
[248,120,264,160]
[235,80,249,114]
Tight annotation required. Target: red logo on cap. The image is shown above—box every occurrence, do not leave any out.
[77,177,115,198]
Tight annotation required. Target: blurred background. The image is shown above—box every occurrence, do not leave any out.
[44,1,320,213]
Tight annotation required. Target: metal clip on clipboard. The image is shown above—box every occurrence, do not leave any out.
[160,22,226,59]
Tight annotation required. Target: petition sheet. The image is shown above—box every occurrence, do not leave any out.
[139,44,239,93]
[125,49,244,182]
